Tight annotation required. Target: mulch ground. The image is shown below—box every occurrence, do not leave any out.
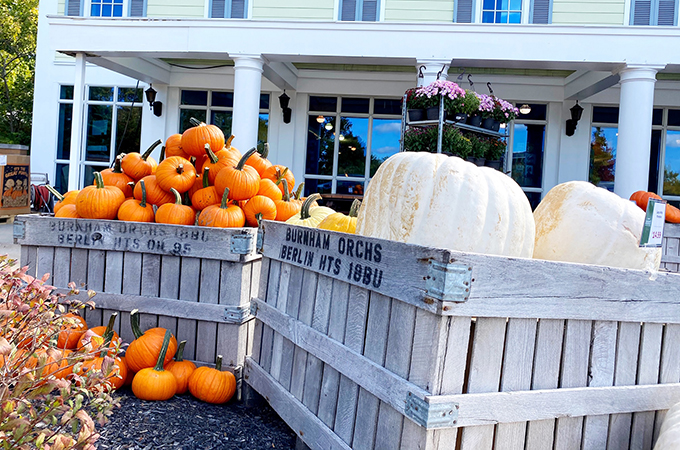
[98,388,297,450]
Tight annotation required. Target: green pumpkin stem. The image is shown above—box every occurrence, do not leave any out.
[202,167,210,188]
[281,179,291,202]
[104,312,117,337]
[275,167,289,185]
[183,191,192,206]
[139,180,148,208]
[170,188,182,205]
[154,330,172,372]
[93,172,105,189]
[100,329,115,359]
[293,182,305,200]
[142,139,162,161]
[130,310,143,339]
[258,143,269,159]
[220,188,230,209]
[205,144,219,164]
[113,155,124,173]
[300,194,322,220]
[349,199,361,218]
[175,340,186,362]
[255,212,263,226]
[215,355,223,371]
[236,148,259,171]
[189,117,203,127]
[160,146,166,161]
[45,185,64,202]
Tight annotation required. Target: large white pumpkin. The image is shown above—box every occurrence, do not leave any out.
[355,152,535,258]
[533,181,661,271]
[654,402,680,449]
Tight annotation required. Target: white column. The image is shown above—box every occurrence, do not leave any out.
[68,53,86,191]
[231,55,264,152]
[416,59,450,86]
[614,64,665,198]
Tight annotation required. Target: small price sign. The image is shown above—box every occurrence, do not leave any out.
[640,198,667,248]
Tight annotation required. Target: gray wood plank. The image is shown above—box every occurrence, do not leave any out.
[219,260,251,306]
[159,255,181,300]
[177,257,200,360]
[654,324,680,443]
[259,260,281,373]
[250,258,270,365]
[51,248,71,288]
[290,270,319,401]
[270,262,293,381]
[120,251,142,343]
[278,265,304,391]
[23,245,37,277]
[195,258,221,364]
[85,249,106,327]
[630,323,663,450]
[139,253,161,331]
[36,246,54,285]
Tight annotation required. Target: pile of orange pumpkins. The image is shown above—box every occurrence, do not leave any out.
[49,118,306,228]
[58,309,236,404]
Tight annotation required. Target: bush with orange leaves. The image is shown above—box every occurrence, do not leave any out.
[0,255,119,450]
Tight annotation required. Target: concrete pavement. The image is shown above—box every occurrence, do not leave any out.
[0,220,22,263]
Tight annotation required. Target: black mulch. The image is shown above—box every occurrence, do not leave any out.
[98,388,296,450]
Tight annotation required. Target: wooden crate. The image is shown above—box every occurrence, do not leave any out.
[662,223,680,273]
[246,220,680,450]
[14,214,261,372]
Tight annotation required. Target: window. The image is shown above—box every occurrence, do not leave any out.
[65,0,145,17]
[305,96,401,196]
[90,0,124,17]
[339,0,379,21]
[178,90,270,152]
[482,0,523,23]
[589,107,619,192]
[55,85,143,191]
[456,0,551,24]
[210,0,248,18]
[631,0,677,26]
[507,103,547,209]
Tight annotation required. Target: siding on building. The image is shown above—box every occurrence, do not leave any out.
[552,0,626,25]
[147,0,205,18]
[58,0,66,15]
[384,0,455,21]
[251,0,335,20]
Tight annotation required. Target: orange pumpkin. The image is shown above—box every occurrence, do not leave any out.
[164,340,196,395]
[46,186,79,214]
[126,310,178,373]
[118,179,155,223]
[76,313,120,356]
[273,179,303,222]
[134,175,175,207]
[121,356,135,386]
[187,355,236,404]
[155,188,196,226]
[131,330,177,401]
[191,168,219,211]
[187,172,204,200]
[121,140,162,180]
[57,312,88,350]
[630,190,680,223]
[166,134,189,160]
[242,195,277,227]
[257,178,283,202]
[156,156,196,193]
[75,173,125,220]
[262,165,295,195]
[181,118,225,158]
[214,148,261,201]
[81,352,128,391]
[201,144,238,185]
[100,155,134,197]
[245,143,273,177]
[197,188,246,228]
[55,204,80,218]
[223,135,241,160]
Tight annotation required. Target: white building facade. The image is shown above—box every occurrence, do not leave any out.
[31,0,680,208]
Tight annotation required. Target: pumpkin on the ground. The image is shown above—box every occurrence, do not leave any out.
[76,313,120,355]
[57,312,88,350]
[286,194,335,228]
[75,172,125,220]
[188,355,236,404]
[318,199,361,234]
[356,152,535,258]
[164,340,196,395]
[132,330,177,400]
[126,310,178,372]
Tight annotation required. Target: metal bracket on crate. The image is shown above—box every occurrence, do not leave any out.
[405,392,458,429]
[425,261,472,303]
[230,233,255,255]
[256,227,264,254]
[223,304,255,324]
[13,220,24,240]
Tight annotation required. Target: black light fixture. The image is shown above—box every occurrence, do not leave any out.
[145,84,163,117]
[566,100,584,137]
[279,90,292,124]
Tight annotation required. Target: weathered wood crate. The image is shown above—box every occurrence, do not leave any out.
[14,214,261,373]
[662,223,680,273]
[246,220,680,450]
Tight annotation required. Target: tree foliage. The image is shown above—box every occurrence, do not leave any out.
[589,127,616,186]
[0,0,38,145]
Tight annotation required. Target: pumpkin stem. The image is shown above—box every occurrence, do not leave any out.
[142,139,162,161]
[175,340,186,362]
[281,179,290,202]
[170,188,182,205]
[139,180,148,209]
[154,330,172,372]
[100,329,115,359]
[127,181,135,191]
[220,188,230,209]
[113,155,124,174]
[205,144,219,164]
[104,312,117,337]
[275,167,289,185]
[255,212,263,226]
[293,182,305,200]
[300,194,322,220]
[236,148,258,171]
[226,135,235,148]
[130,310,143,339]
[93,172,105,189]
[199,168,209,189]
[183,191,192,206]
[215,355,223,371]
[349,199,361,218]
[176,163,185,175]
[160,146,166,161]
[45,185,65,202]
[189,117,203,127]
[258,142,269,159]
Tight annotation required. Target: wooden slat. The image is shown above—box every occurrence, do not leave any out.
[22,245,37,277]
[120,252,142,343]
[158,255,181,336]
[654,324,680,442]
[36,246,54,285]
[15,215,259,262]
[270,263,295,384]
[459,318,507,450]
[245,358,352,450]
[290,270,319,401]
[85,249,106,327]
[664,224,680,238]
[177,257,200,360]
[103,251,124,335]
[51,248,71,288]
[139,253,161,331]
[259,260,281,373]
[661,235,679,272]
[250,258,270,365]
[195,259,220,364]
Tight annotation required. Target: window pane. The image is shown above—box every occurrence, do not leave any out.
[211,91,233,108]
[309,96,337,113]
[102,3,112,16]
[181,90,208,106]
[668,109,680,127]
[370,119,401,176]
[118,88,143,103]
[649,129,662,192]
[511,124,544,189]
[517,103,547,121]
[115,106,142,156]
[589,126,618,191]
[592,107,619,124]
[83,165,109,188]
[510,0,521,9]
[482,11,495,22]
[483,0,494,9]
[341,98,370,114]
[89,86,114,102]
[653,108,663,126]
[60,85,74,100]
[57,104,72,160]
[179,110,206,133]
[663,130,680,196]
[258,114,269,153]
[303,179,332,196]
[337,180,364,195]
[497,0,507,9]
[498,12,508,22]
[524,191,542,210]
[306,115,336,176]
[91,4,101,16]
[113,4,122,16]
[85,105,113,162]
[211,111,233,138]
[373,99,402,116]
[338,117,368,178]
[55,164,69,194]
[260,94,270,110]
[508,12,521,23]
